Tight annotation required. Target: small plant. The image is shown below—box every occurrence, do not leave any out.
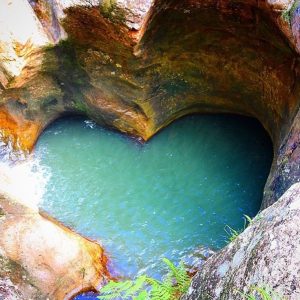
[243,214,253,226]
[97,258,191,300]
[224,224,241,243]
[282,1,299,25]
[224,215,253,243]
[240,285,285,300]
[100,0,117,17]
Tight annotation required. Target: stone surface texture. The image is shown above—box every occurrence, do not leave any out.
[183,183,300,300]
[0,191,109,300]
[1,0,300,299]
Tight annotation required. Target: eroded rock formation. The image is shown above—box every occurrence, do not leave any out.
[1,0,300,206]
[0,191,109,299]
[1,0,300,299]
[183,183,300,300]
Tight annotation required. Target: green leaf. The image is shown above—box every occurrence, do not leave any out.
[134,290,149,300]
[125,275,147,297]
[243,215,253,228]
[224,224,240,243]
[97,257,191,300]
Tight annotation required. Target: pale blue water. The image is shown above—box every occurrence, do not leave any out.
[34,114,272,298]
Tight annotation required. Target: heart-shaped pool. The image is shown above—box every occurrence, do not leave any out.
[33,114,272,281]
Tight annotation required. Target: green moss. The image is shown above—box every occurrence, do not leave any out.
[100,0,116,14]
[73,101,89,113]
[282,1,299,26]
[99,0,126,24]
[0,207,4,217]
[42,38,92,111]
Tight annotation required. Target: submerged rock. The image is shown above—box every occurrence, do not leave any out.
[0,191,109,300]
[182,183,300,300]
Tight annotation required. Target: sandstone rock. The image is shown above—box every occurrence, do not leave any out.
[266,0,294,11]
[0,191,109,299]
[291,0,300,54]
[0,255,45,300]
[183,183,300,300]
[108,0,154,30]
[0,0,51,86]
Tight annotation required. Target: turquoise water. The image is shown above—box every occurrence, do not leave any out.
[34,114,272,285]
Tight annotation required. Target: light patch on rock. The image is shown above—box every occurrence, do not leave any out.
[217,261,230,277]
[270,239,278,250]
[0,159,49,211]
[0,0,51,83]
[232,248,245,269]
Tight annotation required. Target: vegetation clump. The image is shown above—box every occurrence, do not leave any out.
[224,215,253,243]
[99,0,125,23]
[282,1,299,25]
[97,258,191,300]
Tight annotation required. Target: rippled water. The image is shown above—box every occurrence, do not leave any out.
[32,114,272,292]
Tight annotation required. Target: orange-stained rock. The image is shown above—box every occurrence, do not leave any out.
[0,191,109,300]
[0,106,42,151]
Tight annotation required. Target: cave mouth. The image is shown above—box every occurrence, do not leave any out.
[31,112,273,298]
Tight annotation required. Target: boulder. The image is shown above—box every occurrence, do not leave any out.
[183,183,300,300]
[0,192,109,299]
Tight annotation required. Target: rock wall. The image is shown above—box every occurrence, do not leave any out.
[183,182,300,300]
[0,0,51,86]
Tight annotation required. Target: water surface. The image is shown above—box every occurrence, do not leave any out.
[34,114,272,284]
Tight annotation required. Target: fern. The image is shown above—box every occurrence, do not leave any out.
[97,258,191,300]
[98,276,148,300]
[162,258,190,294]
[148,278,174,300]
